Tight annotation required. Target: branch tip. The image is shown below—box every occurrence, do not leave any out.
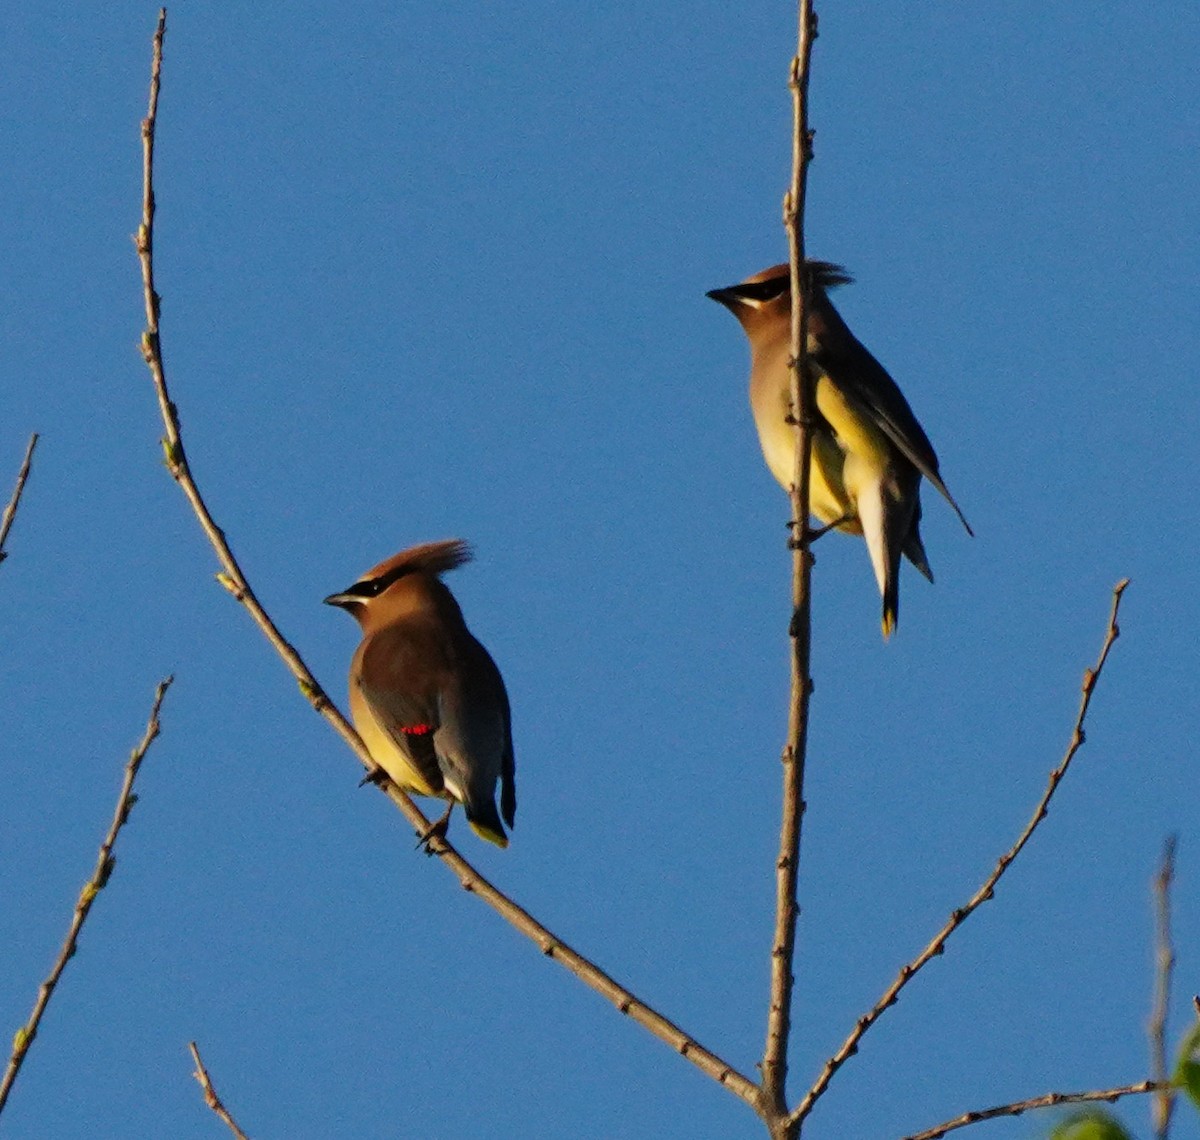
[0,679,172,1113]
[901,1080,1161,1140]
[188,1042,251,1140]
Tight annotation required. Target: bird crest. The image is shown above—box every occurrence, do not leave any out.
[808,261,853,290]
[364,539,473,586]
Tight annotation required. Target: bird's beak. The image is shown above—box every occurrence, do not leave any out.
[705,285,743,311]
[323,591,355,609]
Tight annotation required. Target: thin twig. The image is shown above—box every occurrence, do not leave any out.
[760,5,818,1135]
[899,1079,1161,1140]
[0,433,38,565]
[1149,836,1177,1139]
[0,678,173,1116]
[188,1042,251,1140]
[792,580,1132,1128]
[132,11,756,1108]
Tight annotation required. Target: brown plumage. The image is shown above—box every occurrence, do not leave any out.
[324,539,516,847]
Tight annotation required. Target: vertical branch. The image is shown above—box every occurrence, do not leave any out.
[0,678,173,1117]
[761,0,818,1126]
[1149,836,1177,1140]
[0,433,39,565]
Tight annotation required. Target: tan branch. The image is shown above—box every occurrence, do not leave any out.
[0,678,173,1116]
[899,1079,1161,1140]
[1149,836,1177,1139]
[133,10,756,1109]
[759,5,819,1134]
[188,1042,251,1140]
[792,579,1132,1128]
[0,433,39,565]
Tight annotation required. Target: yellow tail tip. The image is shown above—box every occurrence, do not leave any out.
[881,610,896,640]
[469,821,509,848]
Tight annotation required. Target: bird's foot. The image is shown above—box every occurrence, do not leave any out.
[414,803,454,854]
[359,766,388,788]
[787,514,852,548]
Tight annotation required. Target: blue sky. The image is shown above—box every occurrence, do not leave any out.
[2,4,1199,1138]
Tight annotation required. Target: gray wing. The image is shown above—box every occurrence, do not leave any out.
[435,633,515,833]
[811,290,973,536]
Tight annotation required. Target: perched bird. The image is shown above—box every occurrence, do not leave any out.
[707,260,971,637]
[324,539,516,847]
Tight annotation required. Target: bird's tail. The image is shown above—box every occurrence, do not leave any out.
[902,507,935,584]
[855,473,914,641]
[881,580,900,640]
[465,798,510,848]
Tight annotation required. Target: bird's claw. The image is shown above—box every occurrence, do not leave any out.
[787,514,852,548]
[414,804,454,854]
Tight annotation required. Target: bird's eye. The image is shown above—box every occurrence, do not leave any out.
[737,276,789,303]
[347,578,384,598]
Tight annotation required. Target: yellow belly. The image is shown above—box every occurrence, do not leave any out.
[753,376,859,531]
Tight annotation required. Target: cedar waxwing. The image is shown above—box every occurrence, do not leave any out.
[324,539,516,847]
[707,261,972,637]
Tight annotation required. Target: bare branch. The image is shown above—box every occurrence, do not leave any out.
[899,1079,1161,1140]
[132,11,756,1108]
[759,4,819,1133]
[0,433,39,565]
[793,580,1132,1127]
[188,1042,251,1140]
[1149,836,1177,1139]
[0,677,173,1116]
